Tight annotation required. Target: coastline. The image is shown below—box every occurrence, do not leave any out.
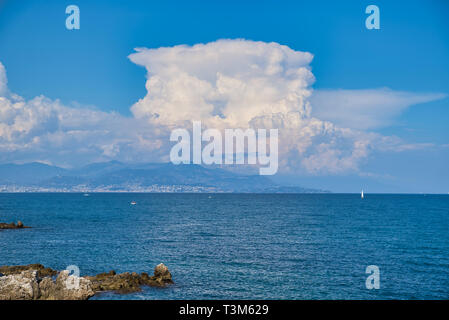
[0,263,173,300]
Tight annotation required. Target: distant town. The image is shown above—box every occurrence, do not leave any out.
[0,184,224,193]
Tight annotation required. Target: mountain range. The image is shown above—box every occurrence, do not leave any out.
[0,161,326,193]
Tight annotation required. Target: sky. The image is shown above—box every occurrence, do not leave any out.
[0,0,448,193]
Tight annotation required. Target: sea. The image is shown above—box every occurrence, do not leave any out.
[1,193,448,299]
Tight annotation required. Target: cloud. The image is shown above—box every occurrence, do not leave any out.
[128,39,315,129]
[128,39,422,174]
[0,62,8,96]
[310,88,446,130]
[0,39,442,174]
[0,80,169,166]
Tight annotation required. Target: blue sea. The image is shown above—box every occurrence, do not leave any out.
[1,193,448,299]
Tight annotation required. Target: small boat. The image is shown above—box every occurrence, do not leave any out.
[361,190,364,199]
[83,193,89,197]
[130,201,137,205]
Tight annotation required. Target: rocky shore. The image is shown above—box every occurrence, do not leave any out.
[0,221,30,229]
[0,263,173,300]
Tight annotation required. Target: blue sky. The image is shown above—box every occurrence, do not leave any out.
[0,0,448,192]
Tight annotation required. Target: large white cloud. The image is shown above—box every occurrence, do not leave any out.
[0,63,168,166]
[129,40,315,130]
[129,39,444,174]
[0,40,445,173]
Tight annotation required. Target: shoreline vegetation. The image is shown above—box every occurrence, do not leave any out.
[0,263,173,300]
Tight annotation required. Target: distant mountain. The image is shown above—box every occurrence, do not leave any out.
[0,162,67,185]
[0,161,326,193]
[68,160,128,177]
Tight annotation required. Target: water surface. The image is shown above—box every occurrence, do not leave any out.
[1,193,448,299]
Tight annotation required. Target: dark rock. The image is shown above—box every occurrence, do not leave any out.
[85,271,143,293]
[0,264,58,278]
[85,263,173,294]
[0,221,31,229]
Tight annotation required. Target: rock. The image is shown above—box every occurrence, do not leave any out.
[0,264,58,278]
[39,270,95,300]
[85,271,143,293]
[0,271,39,300]
[0,268,94,300]
[0,221,31,229]
[154,263,171,280]
[0,263,173,299]
[152,263,173,285]
[85,263,173,294]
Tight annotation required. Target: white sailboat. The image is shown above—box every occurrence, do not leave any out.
[361,190,364,199]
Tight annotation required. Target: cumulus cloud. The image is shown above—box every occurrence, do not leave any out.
[310,88,446,130]
[0,69,169,166]
[0,39,443,174]
[128,39,437,174]
[128,39,315,129]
